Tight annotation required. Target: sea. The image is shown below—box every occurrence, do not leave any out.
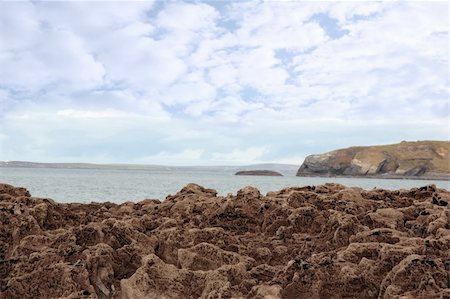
[1,167,449,203]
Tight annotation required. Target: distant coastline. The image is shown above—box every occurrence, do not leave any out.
[0,161,300,176]
[1,160,448,181]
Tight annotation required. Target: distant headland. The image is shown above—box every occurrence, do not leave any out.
[297,140,449,180]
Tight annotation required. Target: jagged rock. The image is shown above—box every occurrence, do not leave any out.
[178,242,254,271]
[0,183,31,198]
[236,186,262,201]
[1,182,449,298]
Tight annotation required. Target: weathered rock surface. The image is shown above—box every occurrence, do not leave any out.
[235,170,283,176]
[1,182,449,298]
[297,140,450,179]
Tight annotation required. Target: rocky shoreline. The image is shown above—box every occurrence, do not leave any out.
[1,182,449,298]
[296,173,450,181]
[296,141,449,180]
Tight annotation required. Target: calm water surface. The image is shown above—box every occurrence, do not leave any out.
[1,167,448,203]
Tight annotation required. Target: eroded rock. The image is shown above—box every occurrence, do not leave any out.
[1,182,449,298]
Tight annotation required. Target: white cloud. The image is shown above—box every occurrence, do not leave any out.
[229,2,328,51]
[207,64,238,89]
[211,147,268,164]
[56,109,138,119]
[0,1,448,164]
[137,149,204,165]
[156,2,218,33]
[162,72,217,107]
[271,156,306,165]
[0,3,108,92]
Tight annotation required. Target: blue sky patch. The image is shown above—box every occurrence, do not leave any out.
[310,13,350,39]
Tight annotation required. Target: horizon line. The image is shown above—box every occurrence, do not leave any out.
[0,160,301,167]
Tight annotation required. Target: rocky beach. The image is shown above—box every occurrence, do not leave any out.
[1,0,448,297]
[1,182,449,298]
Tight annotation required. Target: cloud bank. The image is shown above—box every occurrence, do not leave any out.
[0,1,448,165]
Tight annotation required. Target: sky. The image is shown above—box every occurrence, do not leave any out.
[0,0,448,165]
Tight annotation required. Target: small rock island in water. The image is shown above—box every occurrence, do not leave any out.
[1,182,449,298]
[235,170,283,176]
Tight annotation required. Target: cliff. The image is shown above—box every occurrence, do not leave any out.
[235,170,283,176]
[1,182,449,298]
[297,141,450,179]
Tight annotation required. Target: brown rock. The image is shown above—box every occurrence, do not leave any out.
[1,182,449,298]
[297,140,450,179]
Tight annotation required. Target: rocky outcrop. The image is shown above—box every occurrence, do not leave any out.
[297,140,450,179]
[1,182,449,298]
[235,170,283,176]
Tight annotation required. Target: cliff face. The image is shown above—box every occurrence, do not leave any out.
[1,182,450,298]
[297,141,450,178]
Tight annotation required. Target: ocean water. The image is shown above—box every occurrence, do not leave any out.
[1,167,449,203]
